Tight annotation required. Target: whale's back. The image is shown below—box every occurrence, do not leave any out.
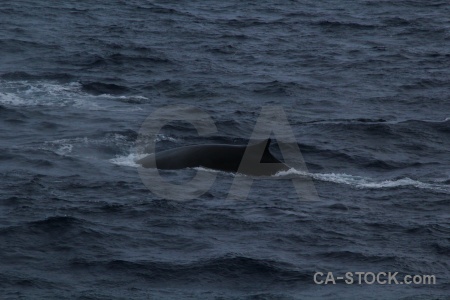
[137,139,289,175]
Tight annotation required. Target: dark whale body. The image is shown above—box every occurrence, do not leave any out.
[136,139,289,176]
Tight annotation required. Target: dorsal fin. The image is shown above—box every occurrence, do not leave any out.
[263,138,271,155]
[248,138,272,157]
[261,138,284,163]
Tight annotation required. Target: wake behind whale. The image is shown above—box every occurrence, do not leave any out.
[136,138,290,176]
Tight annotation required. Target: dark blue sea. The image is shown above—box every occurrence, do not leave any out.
[1,0,449,299]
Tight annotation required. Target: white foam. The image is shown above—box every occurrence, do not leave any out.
[43,134,132,157]
[55,144,73,156]
[154,134,178,143]
[193,166,221,174]
[275,169,450,193]
[0,80,144,110]
[42,138,84,156]
[103,94,149,102]
[0,92,27,106]
[110,153,147,167]
[0,81,86,108]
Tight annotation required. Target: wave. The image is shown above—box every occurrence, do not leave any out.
[69,255,306,282]
[275,169,450,194]
[43,132,136,157]
[1,71,74,81]
[131,2,191,17]
[80,81,131,95]
[299,117,449,126]
[220,17,287,29]
[314,20,378,30]
[68,51,172,69]
[28,216,82,229]
[241,80,315,96]
[293,144,430,171]
[0,79,147,109]
[399,119,450,134]
[110,153,146,167]
[0,80,97,108]
[142,79,218,99]
[400,78,450,90]
[303,118,388,124]
[0,215,96,237]
[0,38,62,52]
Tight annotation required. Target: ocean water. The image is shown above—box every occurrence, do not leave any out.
[1,0,449,299]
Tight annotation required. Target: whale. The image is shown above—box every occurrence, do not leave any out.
[136,138,290,176]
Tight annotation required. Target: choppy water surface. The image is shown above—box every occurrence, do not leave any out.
[1,1,449,299]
